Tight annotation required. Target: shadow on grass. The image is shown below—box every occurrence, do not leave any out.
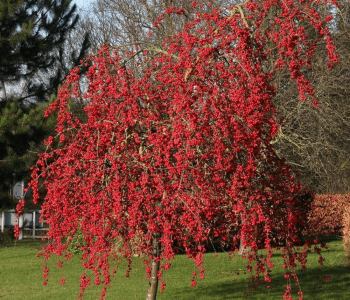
[168,264,350,300]
[317,235,343,243]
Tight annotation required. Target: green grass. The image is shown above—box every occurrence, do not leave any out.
[0,238,349,299]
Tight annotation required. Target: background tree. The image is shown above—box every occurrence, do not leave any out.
[0,100,56,208]
[0,0,90,103]
[0,0,90,208]
[19,1,338,299]
[78,0,235,53]
[271,0,350,193]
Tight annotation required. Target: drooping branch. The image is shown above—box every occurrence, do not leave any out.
[18,2,339,299]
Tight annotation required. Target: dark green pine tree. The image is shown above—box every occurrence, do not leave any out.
[0,0,90,209]
[0,100,57,209]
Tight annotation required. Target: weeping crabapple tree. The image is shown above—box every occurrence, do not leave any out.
[16,1,338,299]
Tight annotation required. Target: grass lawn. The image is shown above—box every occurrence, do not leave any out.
[0,238,349,299]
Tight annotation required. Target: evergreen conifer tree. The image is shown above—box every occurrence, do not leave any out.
[0,0,90,208]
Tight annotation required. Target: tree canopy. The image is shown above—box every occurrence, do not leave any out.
[18,1,338,299]
[78,0,350,193]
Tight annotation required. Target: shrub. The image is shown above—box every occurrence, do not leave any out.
[308,193,350,236]
[342,203,350,264]
[0,229,15,244]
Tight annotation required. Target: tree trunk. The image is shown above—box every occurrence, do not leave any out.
[146,232,161,300]
[1,79,7,101]
[238,237,251,256]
